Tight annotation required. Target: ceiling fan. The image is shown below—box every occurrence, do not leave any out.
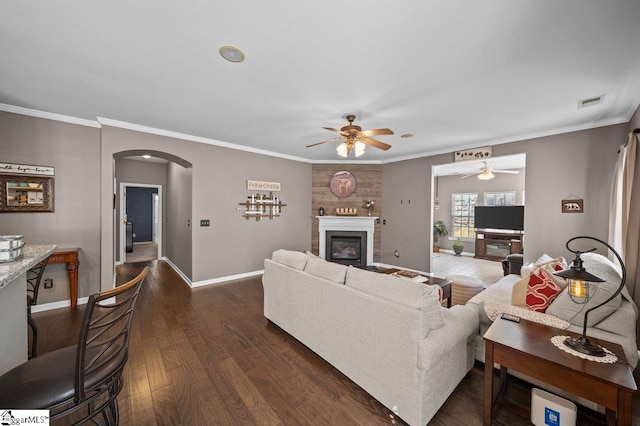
[306,115,394,157]
[460,161,520,180]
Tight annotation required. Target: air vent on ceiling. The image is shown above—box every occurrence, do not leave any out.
[578,95,604,109]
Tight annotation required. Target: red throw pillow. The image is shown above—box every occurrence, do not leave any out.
[525,268,562,313]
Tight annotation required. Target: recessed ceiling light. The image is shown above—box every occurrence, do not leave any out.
[401,133,414,138]
[142,154,151,159]
[219,45,245,63]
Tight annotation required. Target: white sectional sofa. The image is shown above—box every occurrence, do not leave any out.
[262,249,479,426]
[466,252,638,411]
[468,252,638,368]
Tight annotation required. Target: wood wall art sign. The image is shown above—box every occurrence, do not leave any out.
[561,198,583,213]
[247,180,281,191]
[454,146,492,162]
[329,171,357,198]
[0,162,55,176]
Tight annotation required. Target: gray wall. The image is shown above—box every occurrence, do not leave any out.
[381,123,629,273]
[166,161,193,277]
[0,112,102,302]
[631,107,640,131]
[100,125,312,287]
[434,168,525,253]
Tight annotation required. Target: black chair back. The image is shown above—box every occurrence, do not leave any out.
[73,266,149,405]
[27,255,50,306]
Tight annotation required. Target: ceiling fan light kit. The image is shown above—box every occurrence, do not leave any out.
[308,115,394,158]
[460,160,520,180]
[477,170,495,180]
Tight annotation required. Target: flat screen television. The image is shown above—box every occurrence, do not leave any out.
[474,206,524,231]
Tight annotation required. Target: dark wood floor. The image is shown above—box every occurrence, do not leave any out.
[33,260,640,425]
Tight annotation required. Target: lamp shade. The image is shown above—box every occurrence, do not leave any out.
[336,143,348,157]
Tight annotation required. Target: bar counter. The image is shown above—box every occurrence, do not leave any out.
[0,244,56,374]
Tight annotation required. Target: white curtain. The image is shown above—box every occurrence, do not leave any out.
[610,131,640,341]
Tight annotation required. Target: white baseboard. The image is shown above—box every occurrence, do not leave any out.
[31,296,90,313]
[191,270,264,288]
[32,259,266,313]
[161,256,263,288]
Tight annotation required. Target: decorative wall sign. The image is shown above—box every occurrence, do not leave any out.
[0,174,54,212]
[247,180,281,191]
[329,171,357,198]
[454,147,492,162]
[561,198,584,213]
[0,162,55,176]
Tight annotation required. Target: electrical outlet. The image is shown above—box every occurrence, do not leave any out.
[132,233,136,238]
[200,219,210,227]
[44,278,53,289]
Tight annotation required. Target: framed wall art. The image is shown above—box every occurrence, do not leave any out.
[329,171,357,198]
[0,174,54,212]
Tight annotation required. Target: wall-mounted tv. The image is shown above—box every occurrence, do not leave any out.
[474,206,524,231]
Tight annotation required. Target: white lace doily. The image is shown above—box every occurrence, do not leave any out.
[551,335,618,363]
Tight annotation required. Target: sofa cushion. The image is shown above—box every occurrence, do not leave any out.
[513,258,568,307]
[345,266,444,329]
[304,257,348,284]
[271,249,308,270]
[546,253,623,327]
[525,267,562,313]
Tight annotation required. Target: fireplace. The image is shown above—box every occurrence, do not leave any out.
[326,231,367,267]
[317,216,377,266]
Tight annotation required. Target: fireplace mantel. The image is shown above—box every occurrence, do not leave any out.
[317,216,377,265]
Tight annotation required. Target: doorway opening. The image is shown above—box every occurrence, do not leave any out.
[430,153,526,279]
[119,183,162,263]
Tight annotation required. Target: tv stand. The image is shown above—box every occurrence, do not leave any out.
[475,230,523,261]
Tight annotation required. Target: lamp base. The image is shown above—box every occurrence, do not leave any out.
[564,336,606,357]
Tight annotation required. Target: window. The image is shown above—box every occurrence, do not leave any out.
[484,191,516,206]
[451,193,478,239]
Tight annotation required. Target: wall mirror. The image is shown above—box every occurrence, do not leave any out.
[0,174,54,212]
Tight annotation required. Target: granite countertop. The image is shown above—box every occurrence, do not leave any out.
[0,244,56,289]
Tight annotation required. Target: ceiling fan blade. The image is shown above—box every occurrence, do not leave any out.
[323,127,341,133]
[361,137,391,151]
[361,128,394,137]
[306,136,344,148]
[459,173,476,179]
[492,170,520,174]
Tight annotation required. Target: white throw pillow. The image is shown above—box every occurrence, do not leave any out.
[303,257,348,284]
[546,253,623,327]
[271,249,308,270]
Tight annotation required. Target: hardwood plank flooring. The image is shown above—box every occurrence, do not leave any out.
[32,260,640,425]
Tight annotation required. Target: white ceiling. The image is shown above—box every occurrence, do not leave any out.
[1,1,639,163]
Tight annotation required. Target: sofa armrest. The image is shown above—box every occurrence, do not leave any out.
[417,305,478,370]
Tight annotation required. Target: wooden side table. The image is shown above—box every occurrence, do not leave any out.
[47,248,80,311]
[483,317,636,425]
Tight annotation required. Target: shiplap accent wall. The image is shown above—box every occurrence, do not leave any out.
[311,164,382,261]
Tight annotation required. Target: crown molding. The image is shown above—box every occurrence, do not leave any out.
[0,103,101,128]
[97,117,313,163]
[380,116,632,164]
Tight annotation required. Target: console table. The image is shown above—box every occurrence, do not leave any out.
[484,317,636,425]
[48,247,80,311]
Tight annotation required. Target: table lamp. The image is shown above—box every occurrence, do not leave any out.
[554,236,626,357]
